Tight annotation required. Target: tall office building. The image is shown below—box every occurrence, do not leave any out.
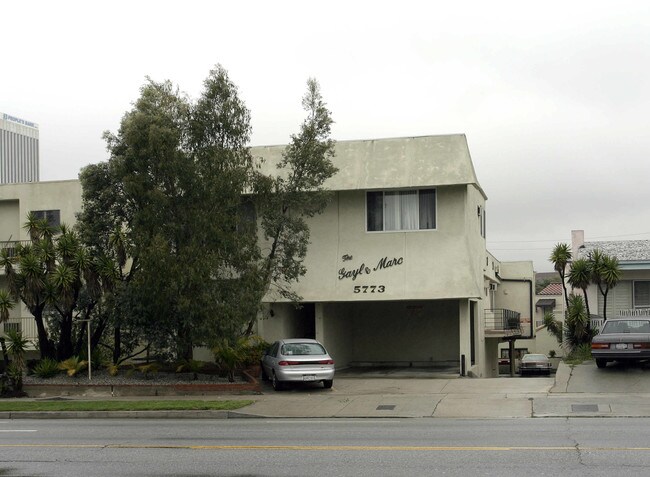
[0,112,39,184]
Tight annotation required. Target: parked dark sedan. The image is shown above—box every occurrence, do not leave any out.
[591,317,650,368]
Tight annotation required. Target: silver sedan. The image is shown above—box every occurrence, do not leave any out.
[261,338,335,391]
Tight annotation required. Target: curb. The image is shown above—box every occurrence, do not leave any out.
[0,410,252,419]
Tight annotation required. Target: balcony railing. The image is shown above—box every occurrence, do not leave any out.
[0,240,32,258]
[485,309,522,337]
[1,318,38,349]
[618,308,650,317]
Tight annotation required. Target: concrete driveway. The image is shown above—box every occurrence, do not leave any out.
[553,359,650,393]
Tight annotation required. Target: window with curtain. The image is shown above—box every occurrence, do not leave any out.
[366,189,436,231]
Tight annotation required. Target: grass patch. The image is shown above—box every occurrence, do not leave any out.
[0,400,254,412]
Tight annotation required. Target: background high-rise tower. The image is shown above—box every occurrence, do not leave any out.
[0,112,40,184]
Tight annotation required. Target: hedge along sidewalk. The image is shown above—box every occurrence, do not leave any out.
[0,399,254,412]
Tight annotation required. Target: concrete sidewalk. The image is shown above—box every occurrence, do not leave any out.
[232,362,650,419]
[4,362,650,419]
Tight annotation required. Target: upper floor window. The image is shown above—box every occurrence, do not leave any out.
[366,189,436,232]
[31,209,61,229]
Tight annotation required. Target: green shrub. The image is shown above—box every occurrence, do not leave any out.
[105,362,120,376]
[565,343,592,365]
[33,358,60,378]
[213,340,245,382]
[137,362,160,379]
[6,362,24,391]
[58,356,88,377]
[176,359,205,380]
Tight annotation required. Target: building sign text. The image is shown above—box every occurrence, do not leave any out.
[338,256,404,281]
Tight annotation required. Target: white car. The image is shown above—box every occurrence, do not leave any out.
[261,338,335,391]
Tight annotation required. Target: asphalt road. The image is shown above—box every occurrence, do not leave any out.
[3,418,650,476]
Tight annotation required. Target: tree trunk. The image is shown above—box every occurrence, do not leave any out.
[113,325,122,365]
[177,321,193,361]
[0,337,8,369]
[33,312,55,359]
[56,314,74,360]
[582,286,592,333]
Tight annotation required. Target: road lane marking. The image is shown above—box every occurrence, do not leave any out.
[3,444,650,451]
[0,430,38,432]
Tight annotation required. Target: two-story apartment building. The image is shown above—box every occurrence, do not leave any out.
[0,135,533,377]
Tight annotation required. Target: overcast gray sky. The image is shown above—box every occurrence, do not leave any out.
[4,0,650,272]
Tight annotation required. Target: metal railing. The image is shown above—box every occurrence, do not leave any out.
[485,309,522,333]
[1,318,38,349]
[0,240,32,258]
[618,308,650,317]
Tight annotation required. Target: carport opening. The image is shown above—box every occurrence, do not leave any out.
[297,303,315,339]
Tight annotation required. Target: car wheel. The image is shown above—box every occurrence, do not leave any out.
[596,359,607,369]
[323,379,333,389]
[272,373,284,391]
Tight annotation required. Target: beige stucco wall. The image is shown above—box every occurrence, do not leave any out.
[0,200,20,240]
[0,180,82,241]
[316,303,354,369]
[251,135,485,195]
[267,184,486,303]
[0,180,82,346]
[494,261,534,337]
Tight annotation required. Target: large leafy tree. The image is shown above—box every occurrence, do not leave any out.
[82,65,258,361]
[244,79,337,335]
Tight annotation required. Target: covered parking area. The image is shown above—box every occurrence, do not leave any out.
[259,299,473,375]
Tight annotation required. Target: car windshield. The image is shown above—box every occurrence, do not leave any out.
[281,343,327,356]
[522,354,546,361]
[601,320,650,334]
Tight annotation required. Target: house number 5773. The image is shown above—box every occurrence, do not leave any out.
[353,285,385,293]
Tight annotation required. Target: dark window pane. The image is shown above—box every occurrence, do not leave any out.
[635,282,650,308]
[367,191,383,231]
[418,189,436,229]
[31,209,61,228]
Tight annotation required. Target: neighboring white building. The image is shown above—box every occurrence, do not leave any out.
[572,229,650,319]
[0,113,40,184]
[0,135,534,377]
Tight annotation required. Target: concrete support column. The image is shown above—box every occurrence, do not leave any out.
[315,303,325,342]
[458,300,471,376]
[484,339,499,378]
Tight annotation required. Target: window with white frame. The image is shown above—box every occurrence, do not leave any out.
[366,189,436,232]
[634,281,650,308]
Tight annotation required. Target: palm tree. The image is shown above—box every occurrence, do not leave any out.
[564,293,592,350]
[0,289,14,367]
[590,250,621,322]
[568,258,593,320]
[550,243,572,310]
